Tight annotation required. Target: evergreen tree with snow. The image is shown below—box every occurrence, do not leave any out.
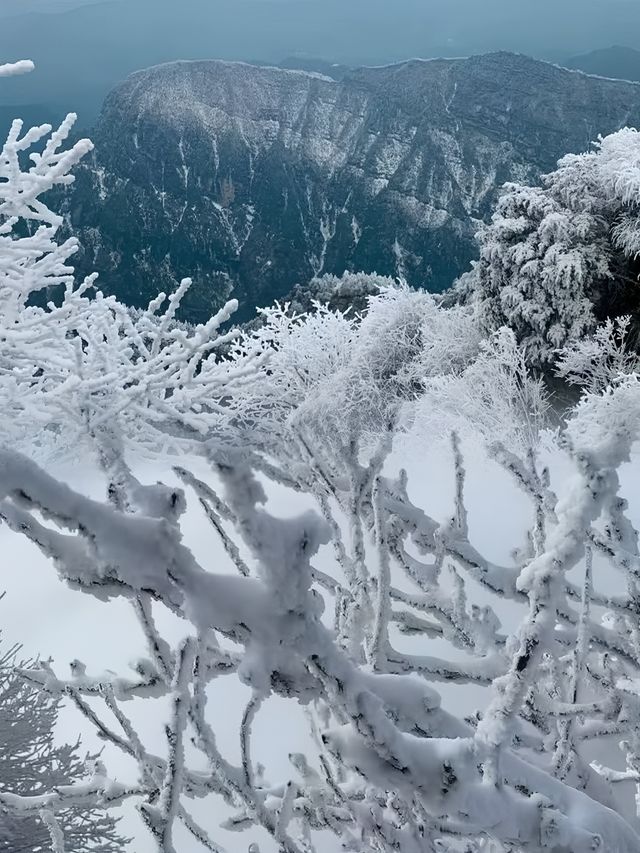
[0,644,126,852]
[461,127,640,364]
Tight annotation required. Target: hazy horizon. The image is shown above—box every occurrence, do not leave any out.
[1,0,640,128]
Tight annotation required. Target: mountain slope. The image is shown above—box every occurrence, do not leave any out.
[565,45,640,83]
[62,52,640,323]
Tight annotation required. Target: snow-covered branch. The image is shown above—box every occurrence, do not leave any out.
[3,393,640,852]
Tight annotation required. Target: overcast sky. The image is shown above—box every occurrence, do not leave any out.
[1,0,639,56]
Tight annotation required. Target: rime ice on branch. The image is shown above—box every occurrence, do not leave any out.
[2,385,640,853]
[3,302,640,851]
[0,75,263,460]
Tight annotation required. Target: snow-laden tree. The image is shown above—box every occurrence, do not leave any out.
[1,270,640,850]
[0,638,125,852]
[410,326,550,454]
[555,315,640,393]
[0,51,264,851]
[0,63,263,465]
[284,271,397,317]
[3,362,640,852]
[229,285,481,459]
[461,127,640,364]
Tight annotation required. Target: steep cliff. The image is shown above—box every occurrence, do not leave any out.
[62,52,640,323]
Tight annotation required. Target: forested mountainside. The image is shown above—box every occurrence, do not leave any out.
[61,51,640,323]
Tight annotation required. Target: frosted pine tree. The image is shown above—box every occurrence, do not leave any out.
[462,127,640,363]
[0,642,125,852]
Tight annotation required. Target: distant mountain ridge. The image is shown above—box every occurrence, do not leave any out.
[6,0,640,128]
[60,51,640,323]
[565,45,640,83]
[0,0,108,16]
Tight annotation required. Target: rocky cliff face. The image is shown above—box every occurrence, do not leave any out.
[62,52,640,323]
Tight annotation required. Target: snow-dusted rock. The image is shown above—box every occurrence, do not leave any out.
[63,52,640,322]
